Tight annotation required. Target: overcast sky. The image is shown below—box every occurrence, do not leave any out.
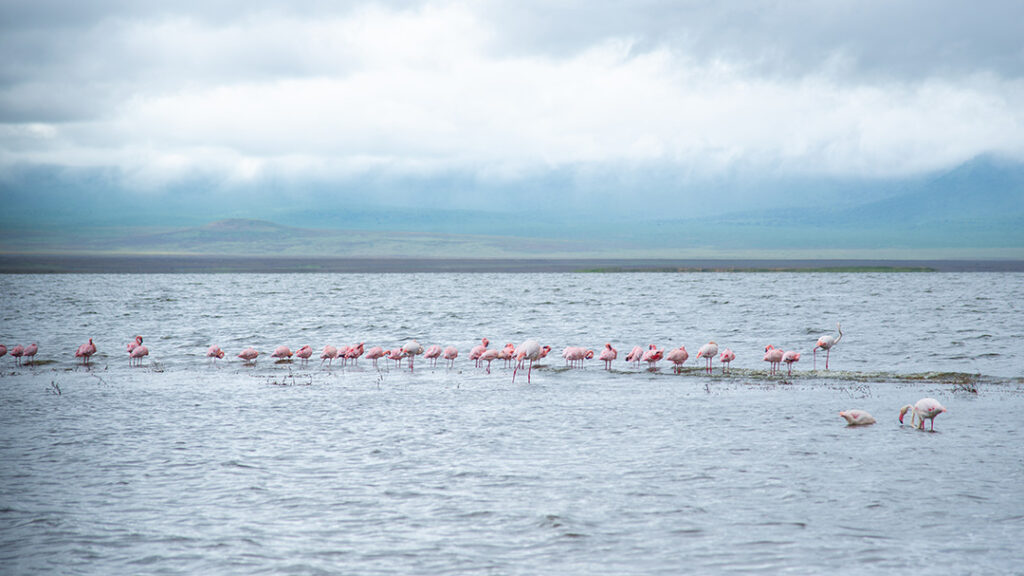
[1,0,1023,217]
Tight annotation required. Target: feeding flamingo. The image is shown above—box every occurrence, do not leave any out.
[665,346,689,373]
[814,323,843,370]
[271,346,293,360]
[320,345,339,366]
[402,340,424,370]
[719,348,735,373]
[9,344,24,365]
[469,338,490,367]
[423,344,442,366]
[782,350,800,376]
[364,346,385,368]
[899,398,947,431]
[75,338,96,365]
[207,345,225,362]
[763,345,784,375]
[696,341,719,374]
[598,343,617,370]
[513,340,544,383]
[839,410,876,426]
[20,343,38,365]
[344,342,365,365]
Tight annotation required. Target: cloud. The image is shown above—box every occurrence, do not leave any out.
[1,0,1023,202]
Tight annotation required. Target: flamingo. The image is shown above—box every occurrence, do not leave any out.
[814,323,843,370]
[625,345,644,367]
[899,398,947,431]
[641,345,663,369]
[127,335,143,355]
[0,344,6,359]
[20,342,38,365]
[719,348,735,373]
[479,348,501,373]
[402,340,424,371]
[696,341,719,375]
[9,344,23,365]
[839,409,876,426]
[320,345,339,366]
[442,345,459,368]
[364,346,385,368]
[498,343,517,368]
[763,345,784,375]
[562,347,593,368]
[345,342,365,365]
[598,343,617,370]
[238,347,259,365]
[664,346,689,373]
[75,338,97,365]
[423,344,443,367]
[782,350,800,376]
[512,340,544,383]
[386,348,406,367]
[129,341,149,366]
[207,345,226,363]
[294,345,313,365]
[469,338,490,367]
[271,346,293,360]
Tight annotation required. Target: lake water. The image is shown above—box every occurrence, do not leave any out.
[1,272,1023,574]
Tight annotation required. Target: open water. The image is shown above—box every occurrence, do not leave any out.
[1,272,1023,574]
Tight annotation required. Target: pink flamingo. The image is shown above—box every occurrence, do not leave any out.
[641,345,663,369]
[294,345,313,365]
[402,340,424,371]
[442,345,459,368]
[814,323,843,370]
[839,410,876,426]
[664,346,689,373]
[423,344,443,367]
[625,345,644,367]
[598,343,617,370]
[364,346,385,368]
[271,346,293,360]
[782,350,800,376]
[696,341,719,375]
[238,347,259,365]
[9,344,24,365]
[719,348,735,373]
[21,342,38,365]
[344,342,365,365]
[386,348,406,367]
[129,340,149,366]
[562,347,593,368]
[0,344,6,360]
[469,338,490,367]
[127,335,143,354]
[207,345,225,362]
[899,398,947,431]
[75,338,97,365]
[763,345,784,375]
[479,348,501,373]
[320,345,339,366]
[513,340,544,383]
[498,343,517,368]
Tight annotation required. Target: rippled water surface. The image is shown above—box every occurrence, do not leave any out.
[2,272,1023,574]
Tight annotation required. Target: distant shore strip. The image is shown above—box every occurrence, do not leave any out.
[0,255,1021,274]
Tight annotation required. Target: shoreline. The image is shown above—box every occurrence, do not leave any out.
[1,254,1023,273]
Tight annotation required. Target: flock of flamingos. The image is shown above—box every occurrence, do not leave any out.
[2,322,948,430]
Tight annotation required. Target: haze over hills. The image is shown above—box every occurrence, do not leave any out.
[1,156,1022,259]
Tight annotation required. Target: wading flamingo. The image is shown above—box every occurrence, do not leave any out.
[443,346,459,368]
[75,338,96,365]
[238,347,259,365]
[513,340,548,383]
[696,341,719,375]
[129,340,149,366]
[364,346,385,368]
[782,350,800,376]
[207,345,225,363]
[344,342,365,365]
[815,323,843,370]
[423,344,442,366]
[294,345,313,365]
[719,348,735,373]
[479,348,501,373]
[271,346,293,360]
[899,398,947,431]
[0,344,6,360]
[763,345,784,375]
[665,346,689,374]
[469,338,490,367]
[641,345,663,370]
[320,345,339,366]
[498,343,516,368]
[625,346,644,367]
[402,340,424,371]
[598,343,617,370]
[839,410,876,426]
[10,344,23,365]
[21,343,38,365]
